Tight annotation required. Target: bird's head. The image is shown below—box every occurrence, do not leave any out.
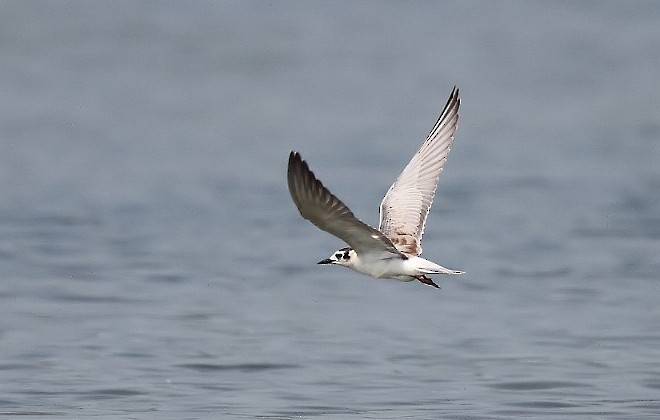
[317,247,356,267]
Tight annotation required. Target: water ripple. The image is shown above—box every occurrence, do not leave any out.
[177,363,299,372]
[488,380,590,391]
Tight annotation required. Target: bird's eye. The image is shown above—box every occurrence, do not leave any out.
[335,254,342,259]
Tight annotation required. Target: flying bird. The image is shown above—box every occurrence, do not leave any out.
[287,87,463,288]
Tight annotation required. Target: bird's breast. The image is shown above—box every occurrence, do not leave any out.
[349,254,411,280]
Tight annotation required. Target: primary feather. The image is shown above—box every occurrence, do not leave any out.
[287,152,402,257]
[378,86,460,256]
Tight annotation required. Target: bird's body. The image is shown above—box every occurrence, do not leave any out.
[287,87,464,288]
[347,252,461,281]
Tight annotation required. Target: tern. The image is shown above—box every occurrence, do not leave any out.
[287,87,463,288]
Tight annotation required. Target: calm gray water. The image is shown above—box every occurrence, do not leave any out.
[1,1,659,418]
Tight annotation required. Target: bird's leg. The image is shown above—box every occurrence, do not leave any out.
[416,275,440,289]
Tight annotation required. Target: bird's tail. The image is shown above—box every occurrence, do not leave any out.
[417,258,464,275]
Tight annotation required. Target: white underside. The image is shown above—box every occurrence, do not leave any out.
[346,253,463,281]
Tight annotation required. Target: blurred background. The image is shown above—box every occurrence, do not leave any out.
[1,1,659,418]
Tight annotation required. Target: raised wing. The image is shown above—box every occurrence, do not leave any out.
[288,152,402,256]
[378,87,460,256]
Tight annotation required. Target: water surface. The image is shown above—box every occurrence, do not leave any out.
[1,1,659,418]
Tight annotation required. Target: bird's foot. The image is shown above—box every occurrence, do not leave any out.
[416,275,440,289]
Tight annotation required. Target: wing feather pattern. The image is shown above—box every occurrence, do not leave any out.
[378,87,460,256]
[288,152,402,257]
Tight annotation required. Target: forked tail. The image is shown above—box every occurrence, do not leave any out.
[425,267,464,275]
[418,258,464,275]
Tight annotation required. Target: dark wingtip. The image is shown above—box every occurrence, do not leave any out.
[288,150,308,170]
[287,151,314,188]
[288,151,303,176]
[287,150,320,215]
[288,150,301,165]
[451,86,460,105]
